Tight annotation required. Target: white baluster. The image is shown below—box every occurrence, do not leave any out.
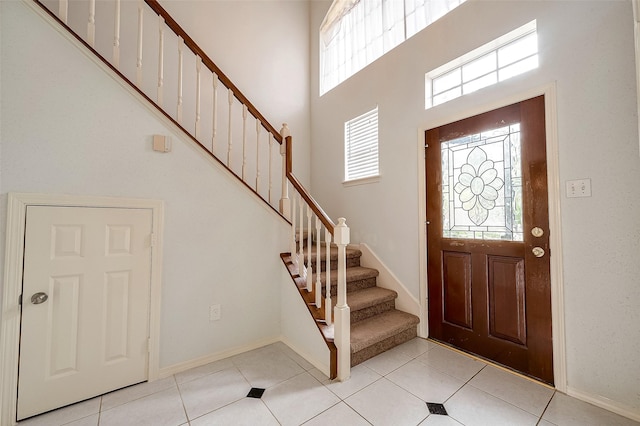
[315,217,322,308]
[87,0,96,48]
[177,37,184,123]
[59,0,68,24]
[157,17,164,107]
[324,228,332,326]
[279,124,291,219]
[195,56,202,139]
[306,206,313,292]
[298,197,305,279]
[255,122,261,191]
[136,0,143,86]
[291,195,298,270]
[268,135,273,204]
[227,90,233,167]
[212,73,219,152]
[334,218,351,381]
[241,106,248,180]
[113,0,121,67]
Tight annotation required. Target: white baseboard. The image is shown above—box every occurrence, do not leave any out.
[156,336,280,379]
[355,243,421,318]
[566,386,640,422]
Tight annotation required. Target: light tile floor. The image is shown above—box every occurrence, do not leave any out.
[18,338,639,426]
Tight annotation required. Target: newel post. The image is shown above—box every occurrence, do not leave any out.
[279,123,291,220]
[334,217,351,381]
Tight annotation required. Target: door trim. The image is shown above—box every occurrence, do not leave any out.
[1,193,164,425]
[417,83,566,391]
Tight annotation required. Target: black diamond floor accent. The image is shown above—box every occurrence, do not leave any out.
[247,387,265,399]
[426,402,448,415]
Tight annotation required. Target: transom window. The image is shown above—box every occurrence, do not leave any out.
[426,20,538,108]
[320,0,466,96]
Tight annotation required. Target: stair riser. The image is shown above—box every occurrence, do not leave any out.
[351,326,418,367]
[310,256,360,271]
[323,277,377,297]
[351,300,395,324]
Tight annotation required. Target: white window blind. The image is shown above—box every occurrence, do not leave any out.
[320,0,465,95]
[345,107,379,182]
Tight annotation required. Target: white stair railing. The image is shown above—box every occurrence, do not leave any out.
[33,0,351,381]
[35,0,287,217]
[282,129,351,381]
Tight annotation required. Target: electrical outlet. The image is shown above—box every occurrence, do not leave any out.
[566,179,591,198]
[209,304,221,321]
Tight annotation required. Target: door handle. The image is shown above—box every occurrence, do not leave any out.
[30,292,48,305]
[532,247,545,258]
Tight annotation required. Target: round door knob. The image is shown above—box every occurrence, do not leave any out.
[30,292,48,305]
[532,247,545,258]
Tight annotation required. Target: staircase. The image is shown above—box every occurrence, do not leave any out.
[281,243,419,370]
[31,0,418,382]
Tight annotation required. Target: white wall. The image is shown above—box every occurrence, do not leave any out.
[0,1,294,368]
[310,0,640,414]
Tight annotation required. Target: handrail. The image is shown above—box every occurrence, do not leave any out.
[284,136,335,234]
[143,0,283,144]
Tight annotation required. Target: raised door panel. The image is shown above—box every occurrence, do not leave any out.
[487,255,526,345]
[442,251,472,329]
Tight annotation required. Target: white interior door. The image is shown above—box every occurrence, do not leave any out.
[18,206,153,420]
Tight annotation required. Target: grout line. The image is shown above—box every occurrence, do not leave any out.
[173,374,191,424]
[97,396,103,425]
[441,362,487,406]
[536,389,557,425]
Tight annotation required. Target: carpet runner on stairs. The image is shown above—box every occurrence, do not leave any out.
[281,244,419,368]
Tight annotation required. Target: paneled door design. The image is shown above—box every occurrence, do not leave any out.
[426,96,553,384]
[18,206,153,420]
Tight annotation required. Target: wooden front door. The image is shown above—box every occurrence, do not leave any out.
[426,96,553,384]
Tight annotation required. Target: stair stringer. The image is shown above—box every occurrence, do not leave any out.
[355,243,423,332]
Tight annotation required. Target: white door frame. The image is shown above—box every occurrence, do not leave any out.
[417,83,567,391]
[1,193,164,425]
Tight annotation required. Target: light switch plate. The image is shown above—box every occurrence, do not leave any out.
[566,179,591,198]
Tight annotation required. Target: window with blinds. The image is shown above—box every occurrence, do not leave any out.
[344,107,379,182]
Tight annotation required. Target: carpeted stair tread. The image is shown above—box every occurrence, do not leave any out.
[301,245,362,270]
[350,309,420,354]
[280,248,421,375]
[293,241,362,261]
[347,287,397,312]
[317,266,378,287]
